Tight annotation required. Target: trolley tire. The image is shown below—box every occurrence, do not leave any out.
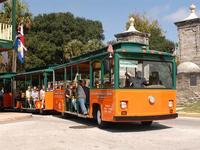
[39,109,44,115]
[141,121,153,126]
[61,112,65,117]
[96,107,108,128]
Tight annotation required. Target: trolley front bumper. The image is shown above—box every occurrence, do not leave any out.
[113,113,178,122]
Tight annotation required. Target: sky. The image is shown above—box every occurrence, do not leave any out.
[21,0,200,42]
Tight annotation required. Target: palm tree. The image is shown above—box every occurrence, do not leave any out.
[1,0,32,29]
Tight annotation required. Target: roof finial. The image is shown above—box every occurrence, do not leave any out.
[190,4,196,13]
[130,17,135,27]
[127,17,139,32]
[184,4,198,20]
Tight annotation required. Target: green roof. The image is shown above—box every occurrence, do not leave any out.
[52,42,174,70]
[0,72,16,79]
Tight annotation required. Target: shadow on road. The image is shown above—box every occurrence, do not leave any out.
[102,122,171,133]
[54,115,172,132]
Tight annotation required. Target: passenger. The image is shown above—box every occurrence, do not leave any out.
[65,83,76,111]
[71,82,77,112]
[95,80,100,88]
[26,86,32,108]
[125,71,147,88]
[77,80,87,115]
[47,83,53,91]
[81,80,90,109]
[18,90,25,108]
[31,86,39,108]
[0,87,4,109]
[65,84,71,111]
[40,85,45,109]
[149,72,162,85]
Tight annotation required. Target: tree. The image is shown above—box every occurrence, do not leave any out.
[0,0,31,29]
[127,13,175,53]
[25,12,104,70]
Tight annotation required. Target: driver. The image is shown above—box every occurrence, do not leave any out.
[125,71,147,88]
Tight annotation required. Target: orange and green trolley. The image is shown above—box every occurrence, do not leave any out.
[0,72,16,109]
[12,67,54,113]
[52,41,178,127]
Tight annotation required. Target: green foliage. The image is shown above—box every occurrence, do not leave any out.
[25,12,104,70]
[182,101,200,113]
[127,13,175,52]
[0,0,31,27]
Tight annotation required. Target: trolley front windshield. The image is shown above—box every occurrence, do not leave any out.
[119,59,173,89]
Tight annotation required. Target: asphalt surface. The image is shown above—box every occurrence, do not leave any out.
[0,114,200,150]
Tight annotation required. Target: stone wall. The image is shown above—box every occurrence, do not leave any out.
[177,73,200,106]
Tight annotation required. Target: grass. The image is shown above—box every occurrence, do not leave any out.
[181,101,200,113]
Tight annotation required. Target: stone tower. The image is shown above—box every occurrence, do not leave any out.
[175,4,200,66]
[175,4,200,106]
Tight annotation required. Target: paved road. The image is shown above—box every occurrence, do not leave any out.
[0,114,200,150]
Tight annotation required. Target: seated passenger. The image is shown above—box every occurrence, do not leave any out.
[31,86,39,107]
[26,86,32,108]
[125,71,147,88]
[0,87,4,109]
[71,82,77,112]
[65,83,76,111]
[149,72,162,85]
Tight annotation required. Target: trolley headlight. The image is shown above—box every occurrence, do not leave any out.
[148,96,156,104]
[121,101,127,109]
[168,100,174,108]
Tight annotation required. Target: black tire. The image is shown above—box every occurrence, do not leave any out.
[96,107,108,128]
[39,109,44,115]
[141,121,153,126]
[61,112,65,117]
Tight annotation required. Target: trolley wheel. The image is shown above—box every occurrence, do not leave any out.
[61,112,65,117]
[39,109,44,115]
[141,121,153,126]
[96,107,108,128]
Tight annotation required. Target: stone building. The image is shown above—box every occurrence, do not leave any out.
[175,4,200,105]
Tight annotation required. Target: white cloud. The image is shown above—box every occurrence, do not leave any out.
[164,8,188,22]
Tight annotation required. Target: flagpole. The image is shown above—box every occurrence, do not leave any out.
[11,0,16,108]
[12,0,16,73]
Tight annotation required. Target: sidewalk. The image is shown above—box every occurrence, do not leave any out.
[0,112,32,123]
